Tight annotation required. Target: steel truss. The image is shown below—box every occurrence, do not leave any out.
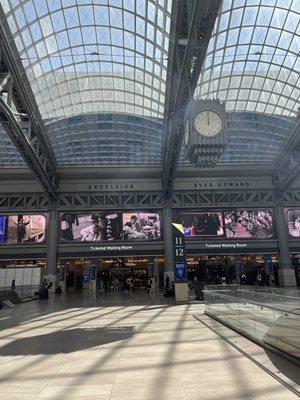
[1,188,300,213]
[58,192,163,210]
[172,190,275,208]
[283,190,300,205]
[0,6,58,198]
[272,115,300,194]
[0,194,49,211]
[162,0,222,199]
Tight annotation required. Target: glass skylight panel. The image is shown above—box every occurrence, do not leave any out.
[1,0,172,165]
[4,0,172,125]
[190,1,300,166]
[195,2,300,118]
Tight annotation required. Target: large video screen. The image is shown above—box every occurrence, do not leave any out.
[60,213,122,242]
[60,211,161,242]
[285,209,300,238]
[173,209,275,239]
[173,211,224,238]
[0,214,46,244]
[123,212,161,240]
[224,209,274,239]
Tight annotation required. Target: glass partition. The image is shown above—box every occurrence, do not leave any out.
[204,289,300,359]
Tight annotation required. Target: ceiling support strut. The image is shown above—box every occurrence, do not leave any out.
[162,0,222,199]
[0,5,58,198]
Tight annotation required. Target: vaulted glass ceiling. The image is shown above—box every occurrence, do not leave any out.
[3,0,171,122]
[194,0,300,118]
[0,0,299,167]
[190,0,300,165]
[1,0,172,165]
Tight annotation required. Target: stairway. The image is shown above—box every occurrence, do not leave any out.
[234,223,252,238]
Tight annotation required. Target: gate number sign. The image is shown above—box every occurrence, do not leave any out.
[172,223,187,283]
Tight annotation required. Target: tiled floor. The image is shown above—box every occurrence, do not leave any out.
[0,292,299,400]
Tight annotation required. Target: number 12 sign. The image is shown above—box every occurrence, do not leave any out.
[172,223,187,282]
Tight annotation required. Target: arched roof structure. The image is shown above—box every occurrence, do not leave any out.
[0,0,299,167]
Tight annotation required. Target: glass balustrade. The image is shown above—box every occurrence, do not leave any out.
[204,289,300,360]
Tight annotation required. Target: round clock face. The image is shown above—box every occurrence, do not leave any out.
[184,119,189,145]
[194,111,223,137]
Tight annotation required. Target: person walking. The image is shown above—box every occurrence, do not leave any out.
[11,279,16,290]
[145,278,152,294]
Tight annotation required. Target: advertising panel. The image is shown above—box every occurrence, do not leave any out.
[173,209,275,240]
[60,211,161,242]
[224,209,274,239]
[285,209,300,238]
[60,212,122,242]
[172,211,224,238]
[0,214,46,244]
[122,212,161,241]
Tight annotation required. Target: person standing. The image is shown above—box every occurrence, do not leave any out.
[257,271,263,286]
[61,213,79,241]
[165,274,170,292]
[11,279,16,290]
[240,273,247,285]
[16,215,30,243]
[145,278,152,294]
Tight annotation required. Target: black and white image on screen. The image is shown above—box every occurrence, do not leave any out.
[123,213,161,240]
[60,213,122,242]
[286,209,300,238]
[6,215,46,244]
[224,209,274,238]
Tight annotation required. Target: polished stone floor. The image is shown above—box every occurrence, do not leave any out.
[0,292,299,400]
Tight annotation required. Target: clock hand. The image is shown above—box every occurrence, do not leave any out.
[207,112,209,125]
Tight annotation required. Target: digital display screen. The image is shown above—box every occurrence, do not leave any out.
[60,211,161,242]
[173,209,275,239]
[224,209,274,239]
[285,209,300,238]
[173,211,224,238]
[60,213,122,242]
[123,212,161,240]
[0,214,46,244]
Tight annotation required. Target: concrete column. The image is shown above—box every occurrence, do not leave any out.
[274,198,296,287]
[46,198,58,290]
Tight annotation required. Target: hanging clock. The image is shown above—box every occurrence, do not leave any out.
[184,99,228,168]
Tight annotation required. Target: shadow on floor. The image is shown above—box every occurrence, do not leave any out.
[265,350,300,385]
[0,326,134,355]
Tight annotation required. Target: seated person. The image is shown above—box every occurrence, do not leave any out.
[123,215,144,239]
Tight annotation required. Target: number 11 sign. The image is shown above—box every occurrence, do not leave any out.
[172,223,187,282]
